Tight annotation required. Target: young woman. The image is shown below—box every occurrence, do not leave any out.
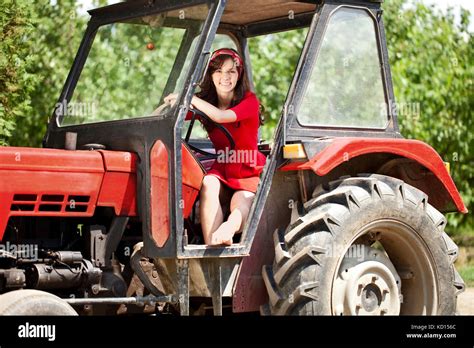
[164,48,266,246]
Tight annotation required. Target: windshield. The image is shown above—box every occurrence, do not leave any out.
[60,4,209,126]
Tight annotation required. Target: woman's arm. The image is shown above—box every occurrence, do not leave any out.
[190,96,237,123]
[163,93,236,124]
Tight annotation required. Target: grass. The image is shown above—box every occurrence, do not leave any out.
[459,264,474,287]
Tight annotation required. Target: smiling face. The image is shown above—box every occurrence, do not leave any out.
[211,58,239,96]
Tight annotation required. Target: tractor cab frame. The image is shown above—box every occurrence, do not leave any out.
[44,0,402,259]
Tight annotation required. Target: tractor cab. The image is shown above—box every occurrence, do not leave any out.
[44,0,396,257]
[43,0,321,258]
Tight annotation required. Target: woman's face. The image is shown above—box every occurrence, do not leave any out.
[211,58,239,95]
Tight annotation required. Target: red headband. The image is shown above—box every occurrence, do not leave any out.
[210,48,244,77]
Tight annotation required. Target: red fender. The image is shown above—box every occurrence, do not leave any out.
[280,138,467,214]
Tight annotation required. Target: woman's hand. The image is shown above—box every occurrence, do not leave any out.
[164,93,179,106]
[151,93,178,116]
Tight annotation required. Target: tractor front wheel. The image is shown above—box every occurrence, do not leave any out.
[0,289,77,315]
[262,174,464,315]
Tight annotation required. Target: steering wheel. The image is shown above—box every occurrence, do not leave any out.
[184,108,235,159]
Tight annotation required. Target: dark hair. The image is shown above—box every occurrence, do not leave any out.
[197,50,250,108]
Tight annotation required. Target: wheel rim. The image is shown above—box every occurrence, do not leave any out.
[333,251,401,315]
[331,219,439,315]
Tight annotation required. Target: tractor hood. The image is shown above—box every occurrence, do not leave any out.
[0,147,139,240]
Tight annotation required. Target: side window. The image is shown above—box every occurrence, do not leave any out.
[298,7,388,128]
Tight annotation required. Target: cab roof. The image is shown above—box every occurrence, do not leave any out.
[88,0,382,27]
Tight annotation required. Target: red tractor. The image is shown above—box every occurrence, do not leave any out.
[0,0,466,315]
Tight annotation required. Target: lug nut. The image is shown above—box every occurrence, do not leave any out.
[382,288,389,300]
[92,284,100,295]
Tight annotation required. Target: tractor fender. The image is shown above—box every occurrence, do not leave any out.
[280,137,467,214]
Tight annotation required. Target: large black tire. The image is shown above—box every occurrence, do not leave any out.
[262,174,465,315]
[0,290,77,315]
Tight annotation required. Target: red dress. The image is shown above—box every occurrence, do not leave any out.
[204,92,266,193]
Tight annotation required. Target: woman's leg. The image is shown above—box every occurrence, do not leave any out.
[210,190,255,246]
[200,175,224,245]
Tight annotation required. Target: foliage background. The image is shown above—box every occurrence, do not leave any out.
[0,0,472,235]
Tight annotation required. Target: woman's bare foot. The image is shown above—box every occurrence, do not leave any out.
[210,221,237,246]
[206,192,254,246]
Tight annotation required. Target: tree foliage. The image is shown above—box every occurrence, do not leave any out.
[249,29,307,140]
[0,0,36,145]
[9,0,87,146]
[382,0,473,231]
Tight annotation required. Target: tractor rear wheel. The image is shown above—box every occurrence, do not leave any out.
[0,289,77,315]
[262,174,465,315]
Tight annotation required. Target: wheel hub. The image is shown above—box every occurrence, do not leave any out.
[333,245,402,315]
[361,283,381,312]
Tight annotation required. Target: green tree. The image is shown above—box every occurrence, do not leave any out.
[383,0,473,232]
[249,29,307,140]
[0,0,37,145]
[9,0,86,147]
